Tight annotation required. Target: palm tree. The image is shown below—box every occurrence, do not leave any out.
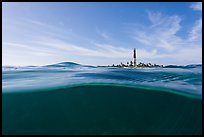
[130,61,133,66]
[127,62,129,66]
[130,61,133,67]
[138,62,142,67]
[121,62,124,67]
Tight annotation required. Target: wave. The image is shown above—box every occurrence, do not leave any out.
[44,62,80,67]
[164,64,202,69]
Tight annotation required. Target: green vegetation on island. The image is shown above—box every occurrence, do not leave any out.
[98,61,163,68]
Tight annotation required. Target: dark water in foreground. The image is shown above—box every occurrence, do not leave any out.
[2,62,202,135]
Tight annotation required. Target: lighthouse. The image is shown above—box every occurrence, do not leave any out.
[133,48,136,67]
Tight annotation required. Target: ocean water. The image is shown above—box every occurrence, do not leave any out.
[2,62,202,135]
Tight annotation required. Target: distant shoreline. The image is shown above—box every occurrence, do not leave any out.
[97,64,202,68]
[97,66,163,68]
[97,63,163,68]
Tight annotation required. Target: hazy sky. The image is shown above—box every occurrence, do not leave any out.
[2,2,202,66]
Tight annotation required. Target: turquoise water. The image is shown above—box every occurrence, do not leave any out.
[2,62,202,135]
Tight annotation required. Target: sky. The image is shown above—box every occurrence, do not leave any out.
[2,2,202,66]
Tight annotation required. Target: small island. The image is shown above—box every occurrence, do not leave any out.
[98,48,163,68]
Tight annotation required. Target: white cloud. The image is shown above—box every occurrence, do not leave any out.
[189,2,202,41]
[133,32,175,51]
[138,11,181,51]
[25,19,63,32]
[96,27,110,40]
[147,10,181,35]
[34,38,130,58]
[4,36,159,65]
[33,37,161,64]
[190,2,202,11]
[189,18,202,41]
[147,10,163,27]
[3,42,55,57]
[101,32,109,39]
[133,11,183,51]
[130,10,202,65]
[155,47,202,65]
